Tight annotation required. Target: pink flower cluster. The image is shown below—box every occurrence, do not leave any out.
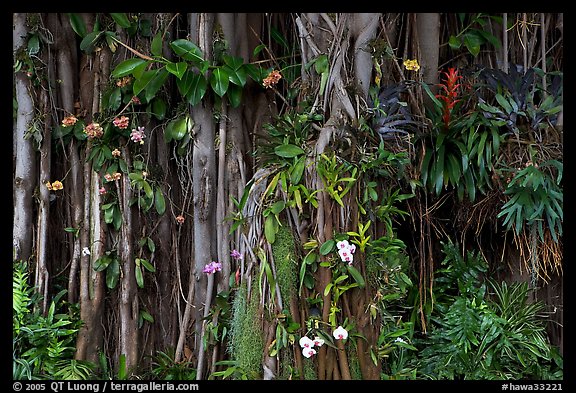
[336,240,356,265]
[84,122,104,139]
[230,249,242,260]
[113,116,130,129]
[130,126,146,144]
[203,261,222,274]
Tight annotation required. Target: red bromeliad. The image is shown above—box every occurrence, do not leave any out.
[436,67,462,129]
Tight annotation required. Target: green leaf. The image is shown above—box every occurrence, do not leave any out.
[140,258,156,273]
[290,156,306,185]
[110,13,131,28]
[434,145,445,195]
[170,39,204,64]
[225,65,248,87]
[165,116,191,143]
[269,200,285,215]
[227,83,243,108]
[314,54,329,74]
[448,35,462,49]
[147,238,156,253]
[141,310,154,323]
[270,26,288,49]
[135,264,144,288]
[145,68,169,103]
[210,67,230,97]
[68,13,87,38]
[303,251,317,265]
[151,97,167,120]
[264,215,278,244]
[166,61,188,80]
[154,187,166,215]
[106,87,122,111]
[324,282,333,297]
[186,73,208,106]
[463,32,482,57]
[223,55,244,70]
[319,239,335,255]
[176,69,194,97]
[27,34,40,55]
[106,258,120,289]
[346,264,365,288]
[150,32,163,57]
[80,30,103,53]
[275,144,304,158]
[421,82,443,108]
[93,255,112,272]
[495,93,513,115]
[112,58,149,79]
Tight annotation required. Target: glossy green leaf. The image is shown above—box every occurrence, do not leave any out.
[275,144,304,158]
[135,264,144,288]
[151,32,163,57]
[27,34,40,55]
[463,32,482,57]
[151,97,167,120]
[314,54,329,74]
[223,55,244,70]
[93,255,112,272]
[170,39,204,64]
[80,30,103,53]
[141,310,154,323]
[210,67,230,97]
[176,69,194,97]
[68,13,87,37]
[106,258,120,289]
[319,239,335,255]
[434,145,445,195]
[186,73,208,106]
[346,264,365,288]
[448,35,462,49]
[145,68,169,103]
[102,87,122,111]
[154,187,166,215]
[495,94,513,115]
[140,258,156,273]
[166,61,188,80]
[264,215,278,244]
[290,156,306,185]
[227,83,242,108]
[112,58,148,79]
[225,65,248,87]
[110,13,131,28]
[269,200,285,215]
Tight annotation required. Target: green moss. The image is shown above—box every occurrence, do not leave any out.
[303,358,317,380]
[348,348,362,380]
[272,224,298,307]
[228,284,265,379]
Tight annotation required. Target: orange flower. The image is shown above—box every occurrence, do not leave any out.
[113,116,130,129]
[263,70,282,88]
[46,180,63,190]
[176,215,185,224]
[84,122,104,139]
[112,149,121,158]
[62,115,78,127]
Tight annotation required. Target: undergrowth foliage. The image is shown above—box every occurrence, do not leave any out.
[13,261,93,380]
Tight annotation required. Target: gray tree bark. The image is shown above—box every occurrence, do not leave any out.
[13,13,37,263]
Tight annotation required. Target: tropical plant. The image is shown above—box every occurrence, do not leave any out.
[416,242,562,380]
[13,260,94,380]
